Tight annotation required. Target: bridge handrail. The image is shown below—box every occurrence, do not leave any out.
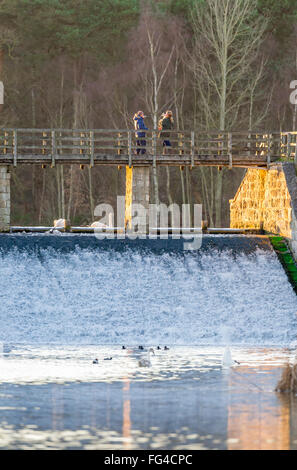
[0,129,296,169]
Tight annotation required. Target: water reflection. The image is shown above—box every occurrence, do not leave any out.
[227,365,292,450]
[122,379,132,449]
[0,346,296,449]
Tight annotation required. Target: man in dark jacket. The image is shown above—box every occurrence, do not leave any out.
[133,111,148,155]
[160,110,173,154]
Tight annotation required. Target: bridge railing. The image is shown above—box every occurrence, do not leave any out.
[280,131,297,161]
[0,128,295,167]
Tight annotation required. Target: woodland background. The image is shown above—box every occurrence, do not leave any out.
[0,0,296,227]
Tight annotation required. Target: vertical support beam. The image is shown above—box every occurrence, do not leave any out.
[117,132,122,155]
[281,133,286,158]
[256,133,259,156]
[3,131,8,155]
[267,133,272,166]
[178,133,184,156]
[0,166,10,232]
[42,132,47,155]
[125,166,150,234]
[80,132,84,155]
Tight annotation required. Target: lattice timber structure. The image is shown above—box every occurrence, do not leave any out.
[0,129,296,168]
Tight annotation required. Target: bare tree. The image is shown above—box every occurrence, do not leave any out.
[190,0,268,226]
[0,26,18,114]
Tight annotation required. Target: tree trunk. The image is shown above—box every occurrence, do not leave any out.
[88,166,94,222]
[215,170,224,227]
[166,166,173,207]
[180,168,186,206]
[0,48,3,113]
[39,170,46,223]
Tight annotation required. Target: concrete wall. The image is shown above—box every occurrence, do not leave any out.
[230,162,297,258]
[0,166,10,232]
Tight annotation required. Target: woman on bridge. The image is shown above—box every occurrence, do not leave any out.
[133,111,148,155]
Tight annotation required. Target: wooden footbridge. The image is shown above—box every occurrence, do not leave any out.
[0,129,296,169]
[0,128,296,232]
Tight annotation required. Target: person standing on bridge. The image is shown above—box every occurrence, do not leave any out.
[160,110,174,154]
[133,111,148,155]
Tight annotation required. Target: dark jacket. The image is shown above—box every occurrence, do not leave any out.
[134,116,148,138]
[161,117,173,138]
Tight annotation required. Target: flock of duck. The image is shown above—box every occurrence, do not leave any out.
[92,345,240,369]
[92,345,170,368]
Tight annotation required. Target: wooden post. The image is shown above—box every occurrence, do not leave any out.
[80,132,84,155]
[217,133,222,157]
[13,129,17,167]
[4,131,8,155]
[178,133,184,156]
[42,132,47,155]
[267,134,271,166]
[270,133,275,162]
[281,133,285,158]
[287,133,291,159]
[51,130,56,167]
[90,131,94,168]
[117,132,122,155]
[255,133,259,156]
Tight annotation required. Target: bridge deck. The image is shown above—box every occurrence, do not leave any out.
[0,129,296,168]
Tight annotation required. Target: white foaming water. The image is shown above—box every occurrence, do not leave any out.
[0,239,296,347]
